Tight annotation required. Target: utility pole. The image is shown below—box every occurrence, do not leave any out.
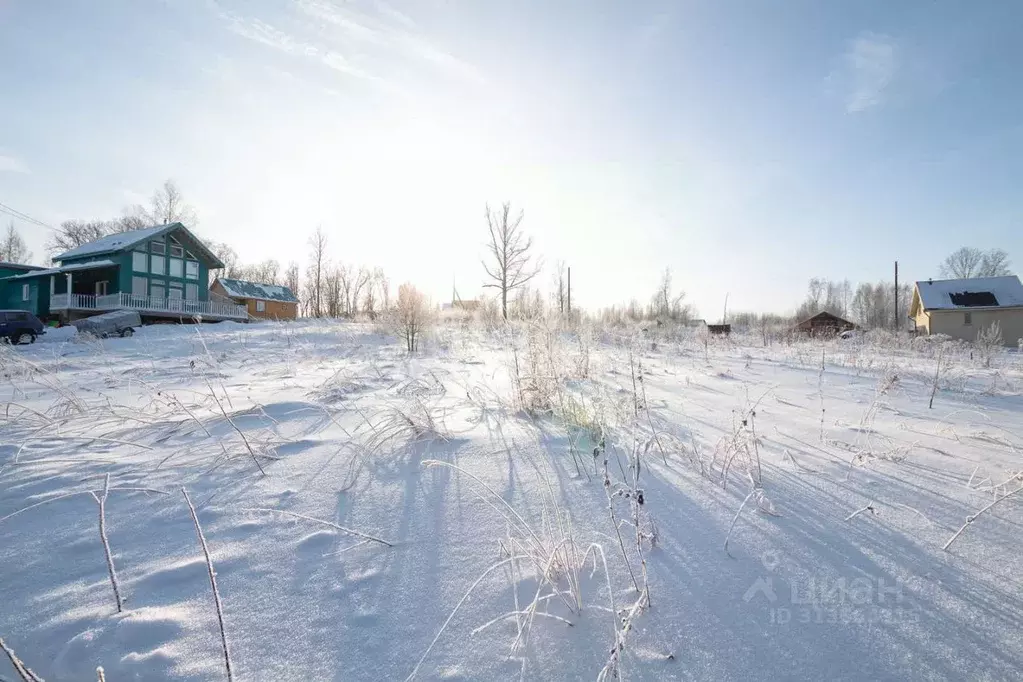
[894,260,899,331]
[567,267,572,318]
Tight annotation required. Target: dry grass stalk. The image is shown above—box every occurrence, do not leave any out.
[182,487,234,682]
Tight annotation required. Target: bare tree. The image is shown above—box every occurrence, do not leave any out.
[551,260,567,314]
[125,179,200,226]
[0,222,32,263]
[336,264,354,317]
[350,267,372,317]
[46,219,110,255]
[651,268,690,322]
[940,247,1012,279]
[307,228,327,317]
[395,283,432,352]
[284,262,300,299]
[235,259,280,285]
[482,202,542,320]
[376,267,391,311]
[206,241,240,285]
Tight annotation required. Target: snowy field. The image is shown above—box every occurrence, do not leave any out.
[2,320,1022,681]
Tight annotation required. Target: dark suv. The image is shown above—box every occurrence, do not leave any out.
[0,310,45,344]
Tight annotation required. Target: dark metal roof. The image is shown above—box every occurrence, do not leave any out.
[215,278,299,303]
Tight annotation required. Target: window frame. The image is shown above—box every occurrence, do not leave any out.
[132,251,148,272]
[132,276,148,297]
[168,257,184,278]
[185,283,199,301]
[256,300,266,312]
[22,283,30,301]
[150,239,166,255]
[151,255,166,276]
[185,260,199,280]
[150,281,167,301]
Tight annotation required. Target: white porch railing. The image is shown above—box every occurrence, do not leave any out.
[51,292,248,320]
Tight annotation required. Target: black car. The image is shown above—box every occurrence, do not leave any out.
[0,310,45,344]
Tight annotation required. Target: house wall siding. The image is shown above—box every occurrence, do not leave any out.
[925,309,1023,346]
[1,278,43,317]
[245,299,297,320]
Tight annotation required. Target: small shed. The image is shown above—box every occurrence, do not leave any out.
[707,324,731,335]
[211,278,299,320]
[794,311,855,337]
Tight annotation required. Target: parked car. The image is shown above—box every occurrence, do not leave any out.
[73,310,141,338]
[0,310,45,344]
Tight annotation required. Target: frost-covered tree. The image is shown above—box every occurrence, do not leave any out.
[651,268,691,322]
[482,202,542,320]
[395,283,432,352]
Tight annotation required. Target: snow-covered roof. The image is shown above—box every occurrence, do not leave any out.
[0,262,44,272]
[52,222,225,268]
[53,224,174,261]
[215,278,299,303]
[4,259,118,279]
[915,276,1023,310]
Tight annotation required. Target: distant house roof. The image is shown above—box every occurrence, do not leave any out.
[53,222,225,268]
[215,278,299,303]
[914,276,1023,311]
[4,259,118,280]
[795,311,857,331]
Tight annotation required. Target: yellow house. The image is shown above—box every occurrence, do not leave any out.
[909,276,1023,346]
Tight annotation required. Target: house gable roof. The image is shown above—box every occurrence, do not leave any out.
[53,223,225,269]
[914,276,1023,311]
[214,278,298,303]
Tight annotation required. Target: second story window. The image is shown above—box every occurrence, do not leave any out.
[185,260,199,280]
[151,255,166,276]
[133,250,147,272]
[151,238,166,255]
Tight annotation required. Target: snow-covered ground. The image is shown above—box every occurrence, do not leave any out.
[2,320,1021,681]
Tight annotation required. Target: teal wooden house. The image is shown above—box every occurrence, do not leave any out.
[0,223,247,323]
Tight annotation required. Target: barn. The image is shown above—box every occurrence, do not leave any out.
[794,311,856,337]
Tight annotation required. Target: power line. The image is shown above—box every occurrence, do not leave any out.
[0,201,58,232]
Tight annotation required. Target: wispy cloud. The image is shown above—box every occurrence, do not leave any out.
[214,0,485,92]
[830,32,898,113]
[0,153,29,174]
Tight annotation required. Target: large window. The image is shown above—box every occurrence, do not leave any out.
[133,251,148,272]
[168,258,183,278]
[150,282,166,300]
[22,284,30,301]
[185,260,199,280]
[132,276,148,297]
[185,283,199,300]
[151,255,165,275]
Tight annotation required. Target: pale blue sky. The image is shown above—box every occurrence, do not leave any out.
[1,0,1021,316]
